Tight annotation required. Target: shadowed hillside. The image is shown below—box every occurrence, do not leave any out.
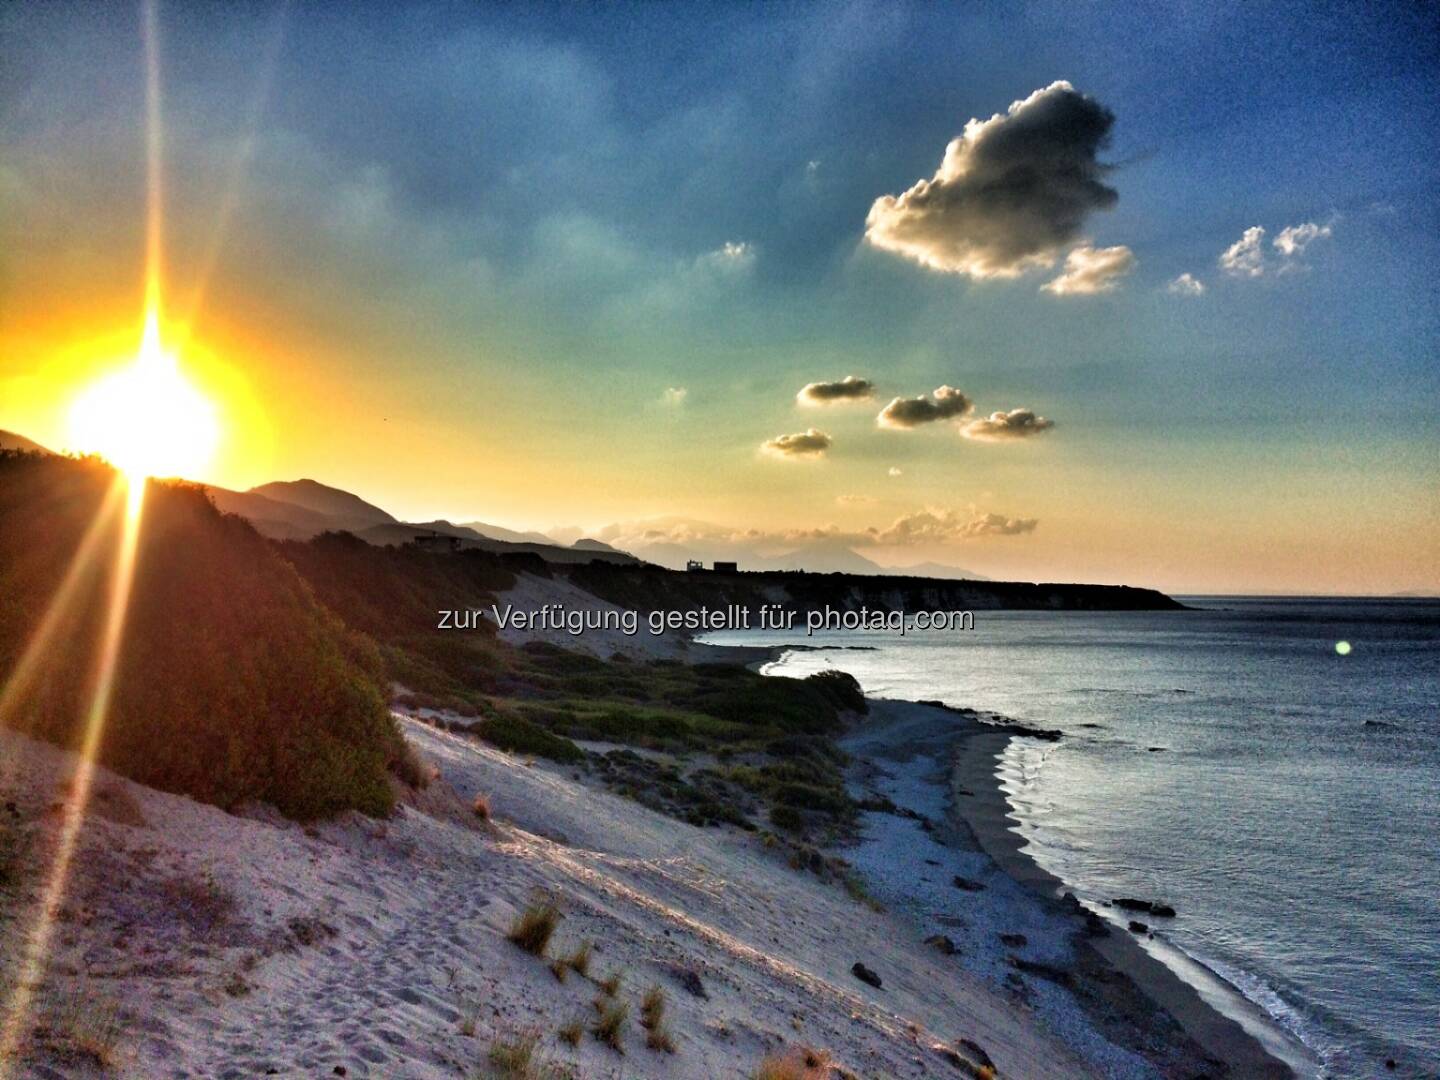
[0,452,412,819]
[565,560,1185,614]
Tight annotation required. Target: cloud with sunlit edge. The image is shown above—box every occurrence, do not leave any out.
[797,376,875,406]
[762,428,832,459]
[877,386,972,429]
[1042,244,1135,295]
[864,81,1120,280]
[962,408,1056,441]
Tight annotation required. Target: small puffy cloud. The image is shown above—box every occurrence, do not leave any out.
[836,493,877,506]
[695,240,756,275]
[962,408,1056,441]
[1041,244,1135,295]
[877,385,973,429]
[762,428,832,459]
[1220,226,1267,277]
[662,386,688,406]
[797,375,875,406]
[864,81,1119,280]
[1273,221,1332,257]
[888,466,903,477]
[1221,220,1333,278]
[1167,272,1205,296]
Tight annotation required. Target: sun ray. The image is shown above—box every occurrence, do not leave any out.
[0,3,169,1068]
[0,479,145,1075]
[0,478,127,792]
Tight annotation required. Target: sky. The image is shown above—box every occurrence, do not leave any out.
[1,0,1437,594]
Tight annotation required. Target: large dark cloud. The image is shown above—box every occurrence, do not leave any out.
[877,386,972,429]
[762,428,833,458]
[797,375,875,405]
[865,81,1118,279]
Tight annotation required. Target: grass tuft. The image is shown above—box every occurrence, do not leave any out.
[506,899,561,957]
[639,985,666,1029]
[752,1046,835,1080]
[597,968,623,996]
[557,1019,584,1047]
[564,939,593,977]
[487,1029,542,1078]
[472,793,492,820]
[645,1024,676,1053]
[591,999,629,1052]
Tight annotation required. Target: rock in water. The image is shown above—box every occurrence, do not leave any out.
[1114,897,1154,913]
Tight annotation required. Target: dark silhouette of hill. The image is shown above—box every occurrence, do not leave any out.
[0,452,413,819]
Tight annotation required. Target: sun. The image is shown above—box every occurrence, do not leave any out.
[68,310,220,484]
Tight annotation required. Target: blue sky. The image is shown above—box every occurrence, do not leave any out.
[1,1,1436,591]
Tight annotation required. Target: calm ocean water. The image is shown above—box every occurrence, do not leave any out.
[706,598,1440,1078]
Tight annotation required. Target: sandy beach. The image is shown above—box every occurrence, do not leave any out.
[831,695,1298,1079]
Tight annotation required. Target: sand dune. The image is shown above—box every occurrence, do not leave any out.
[1,714,1106,1078]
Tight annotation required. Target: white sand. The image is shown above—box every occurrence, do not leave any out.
[0,716,1109,1079]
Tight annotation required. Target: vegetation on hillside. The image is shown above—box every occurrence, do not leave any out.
[0,452,407,819]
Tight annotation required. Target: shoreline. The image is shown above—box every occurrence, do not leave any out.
[952,723,1306,1078]
[743,643,1302,1079]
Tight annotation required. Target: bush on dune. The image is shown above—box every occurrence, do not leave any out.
[0,454,407,820]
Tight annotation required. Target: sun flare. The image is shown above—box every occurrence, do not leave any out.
[68,310,220,484]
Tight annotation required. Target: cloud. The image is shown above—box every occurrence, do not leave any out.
[835,493,877,506]
[797,375,875,406]
[877,385,973,429]
[595,505,1038,558]
[888,466,903,477]
[762,428,832,458]
[951,511,1039,537]
[662,386,688,406]
[1220,226,1267,277]
[864,81,1119,280]
[868,508,1038,543]
[1273,221,1332,257]
[1167,272,1205,296]
[1041,244,1135,295]
[1221,220,1334,277]
[961,408,1056,441]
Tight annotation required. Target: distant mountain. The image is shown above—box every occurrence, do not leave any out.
[460,520,557,546]
[882,561,989,582]
[0,430,52,454]
[767,541,883,575]
[249,479,397,533]
[573,538,626,555]
[204,486,340,540]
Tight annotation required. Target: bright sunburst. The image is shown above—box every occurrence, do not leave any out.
[68,309,220,484]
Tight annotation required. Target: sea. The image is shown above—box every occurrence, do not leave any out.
[705,597,1440,1078]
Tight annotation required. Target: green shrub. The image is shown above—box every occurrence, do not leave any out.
[475,715,584,764]
[0,456,402,820]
